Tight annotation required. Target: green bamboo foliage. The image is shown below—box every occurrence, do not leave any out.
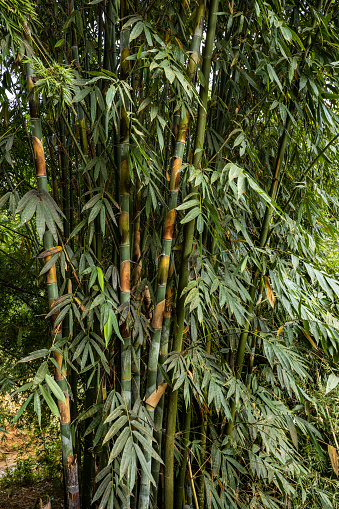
[164,2,219,507]
[5,2,339,509]
[225,0,324,439]
[246,277,264,390]
[225,118,293,438]
[25,60,80,508]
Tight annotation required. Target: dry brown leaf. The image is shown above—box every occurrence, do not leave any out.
[301,328,317,349]
[145,382,167,409]
[277,326,284,337]
[37,246,62,258]
[264,275,275,308]
[328,444,338,476]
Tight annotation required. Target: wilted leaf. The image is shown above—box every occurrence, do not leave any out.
[37,246,63,258]
[264,275,275,308]
[328,445,338,476]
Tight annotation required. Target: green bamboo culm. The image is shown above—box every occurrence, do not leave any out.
[164,1,219,508]
[152,284,172,504]
[175,401,192,509]
[25,59,80,509]
[119,0,132,412]
[131,179,142,408]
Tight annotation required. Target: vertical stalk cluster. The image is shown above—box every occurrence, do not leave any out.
[26,60,80,508]
[164,1,219,507]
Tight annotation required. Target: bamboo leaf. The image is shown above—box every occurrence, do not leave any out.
[92,473,112,503]
[228,164,243,181]
[21,196,39,224]
[328,445,338,476]
[97,267,104,291]
[103,415,128,444]
[99,480,112,509]
[40,252,60,276]
[129,21,144,42]
[15,190,38,213]
[82,193,101,211]
[111,311,123,341]
[88,201,102,223]
[77,403,103,422]
[53,304,71,329]
[37,246,63,258]
[12,382,35,395]
[13,394,33,423]
[69,218,87,239]
[134,443,156,486]
[132,430,163,463]
[176,199,200,211]
[287,416,298,449]
[95,465,111,483]
[120,436,133,480]
[326,374,339,394]
[108,426,130,463]
[39,384,60,418]
[0,191,11,209]
[90,294,105,310]
[301,328,317,349]
[45,374,66,404]
[73,87,91,102]
[18,349,49,363]
[104,313,112,346]
[180,207,200,224]
[34,390,41,427]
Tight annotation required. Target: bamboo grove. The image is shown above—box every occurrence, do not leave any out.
[3,0,339,507]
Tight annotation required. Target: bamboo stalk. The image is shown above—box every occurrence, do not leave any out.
[152,284,172,505]
[175,401,191,509]
[196,323,212,507]
[119,0,132,411]
[164,2,218,507]
[25,58,80,509]
[225,115,291,436]
[187,455,199,509]
[132,179,142,406]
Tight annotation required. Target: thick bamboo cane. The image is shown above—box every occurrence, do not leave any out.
[26,60,80,509]
[175,401,192,509]
[164,2,219,507]
[152,284,172,503]
[119,0,132,411]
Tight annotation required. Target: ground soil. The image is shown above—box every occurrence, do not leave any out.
[0,480,64,509]
[0,398,64,509]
